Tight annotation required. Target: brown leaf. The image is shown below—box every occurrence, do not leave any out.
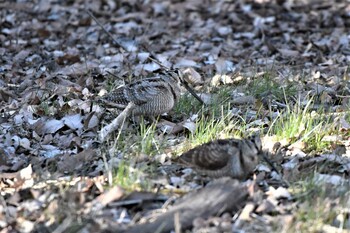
[95,185,124,206]
[0,88,16,102]
[277,48,299,57]
[232,96,256,105]
[0,164,33,189]
[255,199,277,214]
[238,202,255,221]
[181,67,204,85]
[62,114,83,130]
[33,118,64,135]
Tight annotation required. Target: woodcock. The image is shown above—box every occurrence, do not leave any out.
[99,70,203,118]
[177,135,262,179]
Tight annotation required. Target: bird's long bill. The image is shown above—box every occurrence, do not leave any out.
[259,153,278,173]
[259,152,290,187]
[182,81,204,105]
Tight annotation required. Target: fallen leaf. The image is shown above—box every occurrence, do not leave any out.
[277,48,299,57]
[62,114,83,130]
[95,185,124,206]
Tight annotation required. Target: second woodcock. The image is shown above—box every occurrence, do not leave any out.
[99,70,202,117]
[177,135,262,179]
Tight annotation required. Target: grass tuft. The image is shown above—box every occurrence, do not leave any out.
[268,97,334,153]
[248,73,297,102]
[113,160,150,191]
[138,118,160,156]
[288,177,350,233]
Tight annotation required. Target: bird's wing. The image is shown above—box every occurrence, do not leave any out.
[178,139,240,170]
[101,78,171,107]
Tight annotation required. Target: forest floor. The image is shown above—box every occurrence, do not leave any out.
[1,0,350,232]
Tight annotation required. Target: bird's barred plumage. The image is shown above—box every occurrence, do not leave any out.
[99,70,200,117]
[178,135,262,179]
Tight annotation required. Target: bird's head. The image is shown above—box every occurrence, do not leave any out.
[247,134,262,154]
[164,68,204,105]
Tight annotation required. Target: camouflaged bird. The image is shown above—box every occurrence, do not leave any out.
[99,70,203,117]
[177,135,262,179]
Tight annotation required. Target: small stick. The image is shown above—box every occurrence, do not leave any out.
[85,9,125,51]
[99,102,136,142]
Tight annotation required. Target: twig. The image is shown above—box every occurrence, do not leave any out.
[106,70,123,80]
[52,217,72,233]
[99,102,136,142]
[85,9,125,51]
[174,212,181,233]
[139,44,166,67]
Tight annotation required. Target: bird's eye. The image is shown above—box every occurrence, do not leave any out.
[251,155,257,162]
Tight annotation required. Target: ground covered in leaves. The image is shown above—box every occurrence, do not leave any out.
[1,0,350,232]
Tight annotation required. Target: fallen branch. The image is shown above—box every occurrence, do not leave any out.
[112,178,249,233]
